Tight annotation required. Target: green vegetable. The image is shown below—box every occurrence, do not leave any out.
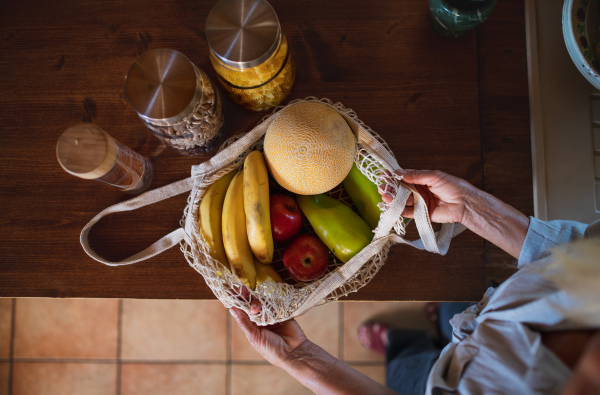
[342,163,383,229]
[296,194,373,263]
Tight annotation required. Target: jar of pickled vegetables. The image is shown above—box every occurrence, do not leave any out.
[205,0,295,112]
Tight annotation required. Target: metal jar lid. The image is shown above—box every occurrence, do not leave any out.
[206,0,281,70]
[125,48,202,124]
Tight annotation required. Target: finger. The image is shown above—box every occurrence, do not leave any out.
[380,169,393,179]
[378,183,393,195]
[383,188,416,205]
[230,307,255,334]
[427,195,437,216]
[379,183,395,204]
[382,193,393,204]
[400,169,444,187]
[230,284,262,315]
[402,206,414,218]
[250,299,262,315]
[230,308,264,340]
[238,285,251,301]
[239,285,262,315]
[229,307,265,350]
[414,184,437,215]
[414,184,432,200]
[411,184,439,218]
[380,169,395,185]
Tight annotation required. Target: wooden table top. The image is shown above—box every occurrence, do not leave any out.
[0,0,532,301]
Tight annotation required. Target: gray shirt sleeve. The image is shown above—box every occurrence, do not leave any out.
[517,217,587,268]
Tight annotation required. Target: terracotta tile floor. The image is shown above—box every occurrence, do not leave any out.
[0,298,433,395]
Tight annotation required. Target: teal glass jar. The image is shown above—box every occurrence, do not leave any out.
[428,0,498,38]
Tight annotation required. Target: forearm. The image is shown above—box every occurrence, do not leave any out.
[281,340,397,395]
[462,187,529,258]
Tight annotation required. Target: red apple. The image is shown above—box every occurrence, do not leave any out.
[270,194,303,243]
[283,234,330,282]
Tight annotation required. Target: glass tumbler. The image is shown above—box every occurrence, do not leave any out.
[125,48,225,155]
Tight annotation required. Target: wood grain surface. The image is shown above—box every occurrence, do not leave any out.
[0,0,532,301]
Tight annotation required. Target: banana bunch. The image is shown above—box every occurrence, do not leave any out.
[198,150,279,290]
[198,170,236,270]
[243,151,274,264]
[222,170,257,289]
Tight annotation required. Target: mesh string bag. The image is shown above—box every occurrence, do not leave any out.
[81,97,465,325]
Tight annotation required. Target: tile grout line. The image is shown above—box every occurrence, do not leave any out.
[8,358,249,365]
[116,299,123,395]
[339,301,344,361]
[8,298,16,395]
[11,358,118,364]
[226,310,232,395]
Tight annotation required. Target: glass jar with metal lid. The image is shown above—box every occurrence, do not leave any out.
[206,0,295,112]
[125,48,224,155]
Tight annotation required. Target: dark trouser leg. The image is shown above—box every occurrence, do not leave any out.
[437,302,476,344]
[385,329,442,395]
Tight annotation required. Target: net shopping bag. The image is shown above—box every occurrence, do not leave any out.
[81,97,465,325]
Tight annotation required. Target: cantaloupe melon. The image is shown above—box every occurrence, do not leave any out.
[263,102,356,195]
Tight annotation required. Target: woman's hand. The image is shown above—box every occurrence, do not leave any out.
[381,168,529,258]
[381,169,475,225]
[229,307,309,368]
[230,307,397,395]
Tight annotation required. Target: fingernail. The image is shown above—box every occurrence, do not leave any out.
[395,168,407,176]
[229,308,238,319]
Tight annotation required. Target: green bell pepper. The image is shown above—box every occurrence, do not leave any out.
[342,163,383,229]
[296,194,373,263]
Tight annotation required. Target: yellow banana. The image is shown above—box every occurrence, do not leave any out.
[198,170,236,271]
[222,170,256,289]
[255,259,283,286]
[243,151,274,264]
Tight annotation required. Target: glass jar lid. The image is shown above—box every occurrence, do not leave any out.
[125,48,202,124]
[205,0,281,69]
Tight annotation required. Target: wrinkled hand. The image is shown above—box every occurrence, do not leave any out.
[230,307,310,368]
[380,169,474,224]
[234,285,263,315]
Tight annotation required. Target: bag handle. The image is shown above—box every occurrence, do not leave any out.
[79,177,195,266]
[351,122,465,255]
[289,101,466,318]
[287,106,466,319]
[379,178,466,255]
[80,119,274,267]
[81,98,464,271]
[327,100,465,254]
[292,184,465,319]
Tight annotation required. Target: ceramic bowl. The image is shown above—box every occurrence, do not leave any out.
[563,0,600,90]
